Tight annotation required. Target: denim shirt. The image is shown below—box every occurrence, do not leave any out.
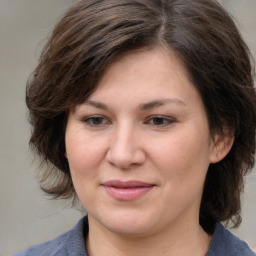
[13,216,255,256]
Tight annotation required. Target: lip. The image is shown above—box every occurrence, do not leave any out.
[101,180,155,201]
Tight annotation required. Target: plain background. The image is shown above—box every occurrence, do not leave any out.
[0,0,255,255]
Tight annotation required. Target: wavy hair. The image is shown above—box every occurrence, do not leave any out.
[26,0,256,233]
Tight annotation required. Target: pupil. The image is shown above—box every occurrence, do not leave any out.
[93,117,102,124]
[153,117,163,125]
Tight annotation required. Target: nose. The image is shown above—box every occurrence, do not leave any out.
[106,123,146,169]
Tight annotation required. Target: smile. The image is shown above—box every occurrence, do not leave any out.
[101,180,155,201]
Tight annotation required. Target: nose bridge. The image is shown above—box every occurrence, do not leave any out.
[106,120,145,168]
[112,121,137,157]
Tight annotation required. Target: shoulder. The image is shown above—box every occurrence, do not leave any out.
[12,217,88,256]
[12,232,69,256]
[207,223,255,256]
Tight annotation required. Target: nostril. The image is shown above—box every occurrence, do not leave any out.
[106,146,146,169]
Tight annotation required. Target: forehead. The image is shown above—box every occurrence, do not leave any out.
[87,46,197,105]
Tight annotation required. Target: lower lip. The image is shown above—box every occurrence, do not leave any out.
[103,186,154,201]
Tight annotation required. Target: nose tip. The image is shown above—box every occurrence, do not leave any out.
[106,150,145,169]
[106,135,146,169]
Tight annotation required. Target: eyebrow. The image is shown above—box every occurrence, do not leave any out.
[83,98,186,110]
[84,100,109,110]
[139,99,186,110]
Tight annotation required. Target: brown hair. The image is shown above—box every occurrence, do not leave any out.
[27,0,256,234]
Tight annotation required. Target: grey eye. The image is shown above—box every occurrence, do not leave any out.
[148,116,174,126]
[83,116,109,126]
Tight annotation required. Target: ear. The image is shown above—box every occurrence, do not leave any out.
[209,130,234,164]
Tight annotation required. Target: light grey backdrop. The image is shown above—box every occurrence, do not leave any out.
[0,1,255,255]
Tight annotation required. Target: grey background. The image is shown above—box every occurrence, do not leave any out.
[0,0,255,255]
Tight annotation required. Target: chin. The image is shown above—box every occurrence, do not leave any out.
[90,209,158,237]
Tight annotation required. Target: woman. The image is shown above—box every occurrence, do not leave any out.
[14,0,256,255]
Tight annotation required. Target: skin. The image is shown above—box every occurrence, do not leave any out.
[65,46,232,256]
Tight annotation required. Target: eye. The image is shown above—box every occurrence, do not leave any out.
[82,115,110,127]
[147,115,175,127]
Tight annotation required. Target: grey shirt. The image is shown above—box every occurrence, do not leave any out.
[13,216,255,256]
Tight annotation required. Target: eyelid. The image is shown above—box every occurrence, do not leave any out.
[80,114,176,128]
[145,115,176,126]
[82,115,111,127]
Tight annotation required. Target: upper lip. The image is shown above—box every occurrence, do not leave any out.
[101,180,154,188]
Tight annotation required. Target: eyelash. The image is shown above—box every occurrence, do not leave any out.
[82,115,175,127]
[146,115,175,127]
[82,115,110,127]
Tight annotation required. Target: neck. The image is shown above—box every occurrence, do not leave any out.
[85,215,212,256]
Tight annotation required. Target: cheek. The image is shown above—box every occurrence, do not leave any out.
[151,128,211,186]
[65,130,107,180]
[65,134,108,205]
[153,134,210,213]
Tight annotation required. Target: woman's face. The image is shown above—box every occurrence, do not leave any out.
[65,46,218,237]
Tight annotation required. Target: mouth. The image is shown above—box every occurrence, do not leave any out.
[101,180,155,201]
